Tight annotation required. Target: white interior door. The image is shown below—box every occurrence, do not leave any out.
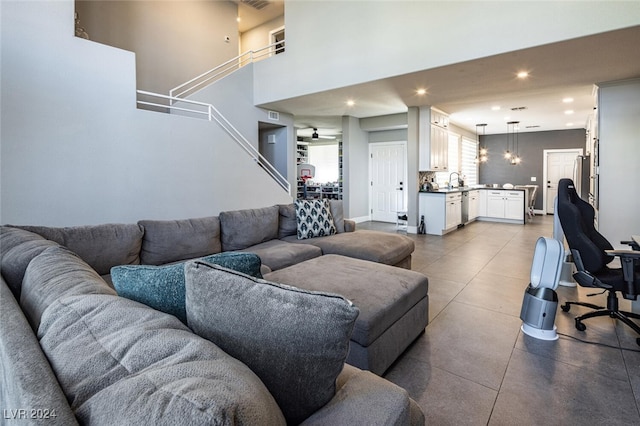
[544,149,582,214]
[370,142,407,222]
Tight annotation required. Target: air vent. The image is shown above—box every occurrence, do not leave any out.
[241,0,270,10]
[525,125,540,129]
[267,111,279,121]
[510,106,527,111]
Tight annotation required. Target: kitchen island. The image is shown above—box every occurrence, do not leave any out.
[419,187,527,235]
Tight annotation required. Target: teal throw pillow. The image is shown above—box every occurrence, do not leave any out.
[111,252,262,324]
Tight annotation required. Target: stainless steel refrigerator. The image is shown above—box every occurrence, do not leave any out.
[573,155,590,200]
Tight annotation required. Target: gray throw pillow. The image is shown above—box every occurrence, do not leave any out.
[38,294,286,425]
[295,199,337,240]
[184,260,359,425]
[111,252,262,324]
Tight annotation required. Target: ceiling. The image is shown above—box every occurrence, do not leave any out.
[236,0,284,33]
[236,2,640,139]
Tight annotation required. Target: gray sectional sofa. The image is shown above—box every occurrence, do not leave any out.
[1,200,428,425]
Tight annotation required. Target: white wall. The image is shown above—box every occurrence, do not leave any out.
[1,0,291,226]
[597,79,640,248]
[75,0,239,94]
[255,1,640,104]
[341,116,369,219]
[241,15,285,53]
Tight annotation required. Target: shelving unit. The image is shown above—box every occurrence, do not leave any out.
[296,140,343,201]
[296,142,308,164]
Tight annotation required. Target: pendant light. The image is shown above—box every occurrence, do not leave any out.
[477,123,488,163]
[506,121,521,165]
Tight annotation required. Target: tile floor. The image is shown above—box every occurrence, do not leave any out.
[359,216,640,425]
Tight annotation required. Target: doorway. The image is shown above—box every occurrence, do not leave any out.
[370,142,407,222]
[269,26,285,54]
[543,148,583,214]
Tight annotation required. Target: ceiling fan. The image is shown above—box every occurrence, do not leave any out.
[298,127,336,140]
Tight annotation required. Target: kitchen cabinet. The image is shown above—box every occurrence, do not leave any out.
[445,192,462,230]
[481,189,525,223]
[419,192,460,235]
[478,190,487,217]
[468,190,479,221]
[419,106,449,171]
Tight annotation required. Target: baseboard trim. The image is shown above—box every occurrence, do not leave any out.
[350,215,371,223]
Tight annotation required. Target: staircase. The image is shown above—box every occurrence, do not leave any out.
[135,42,290,194]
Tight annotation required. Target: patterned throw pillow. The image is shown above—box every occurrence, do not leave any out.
[295,199,337,240]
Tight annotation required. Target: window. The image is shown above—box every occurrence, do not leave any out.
[461,137,478,185]
[307,143,339,183]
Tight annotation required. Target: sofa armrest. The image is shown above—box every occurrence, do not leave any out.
[301,365,424,426]
[344,219,356,232]
[0,277,79,425]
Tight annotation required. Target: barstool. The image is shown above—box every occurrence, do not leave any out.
[396,211,408,230]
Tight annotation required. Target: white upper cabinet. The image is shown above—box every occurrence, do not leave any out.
[419,106,449,172]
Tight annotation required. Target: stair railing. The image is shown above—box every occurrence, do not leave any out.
[169,40,284,101]
[137,90,291,194]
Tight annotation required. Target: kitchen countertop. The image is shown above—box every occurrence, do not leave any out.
[419,186,526,194]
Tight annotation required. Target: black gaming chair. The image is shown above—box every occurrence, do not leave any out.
[556,178,640,345]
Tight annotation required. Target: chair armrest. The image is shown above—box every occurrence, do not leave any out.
[620,240,640,251]
[605,249,640,259]
[300,365,424,426]
[344,219,356,232]
[605,250,639,299]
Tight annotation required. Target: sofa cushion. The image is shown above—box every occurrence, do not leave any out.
[38,294,285,425]
[295,199,337,239]
[20,246,116,331]
[282,230,415,266]
[265,254,428,348]
[277,203,298,239]
[220,205,280,251]
[239,239,322,271]
[0,226,59,298]
[14,223,143,275]
[138,216,221,265]
[111,252,262,324]
[329,199,346,233]
[184,261,359,425]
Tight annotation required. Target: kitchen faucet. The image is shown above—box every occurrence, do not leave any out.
[448,172,460,189]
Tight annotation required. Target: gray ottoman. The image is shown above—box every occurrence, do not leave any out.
[264,254,428,375]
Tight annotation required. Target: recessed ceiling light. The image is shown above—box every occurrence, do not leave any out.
[562,97,574,103]
[566,122,574,126]
[237,17,241,22]
[491,106,501,111]
[416,88,427,95]
[346,99,355,107]
[517,71,529,79]
[565,110,574,115]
